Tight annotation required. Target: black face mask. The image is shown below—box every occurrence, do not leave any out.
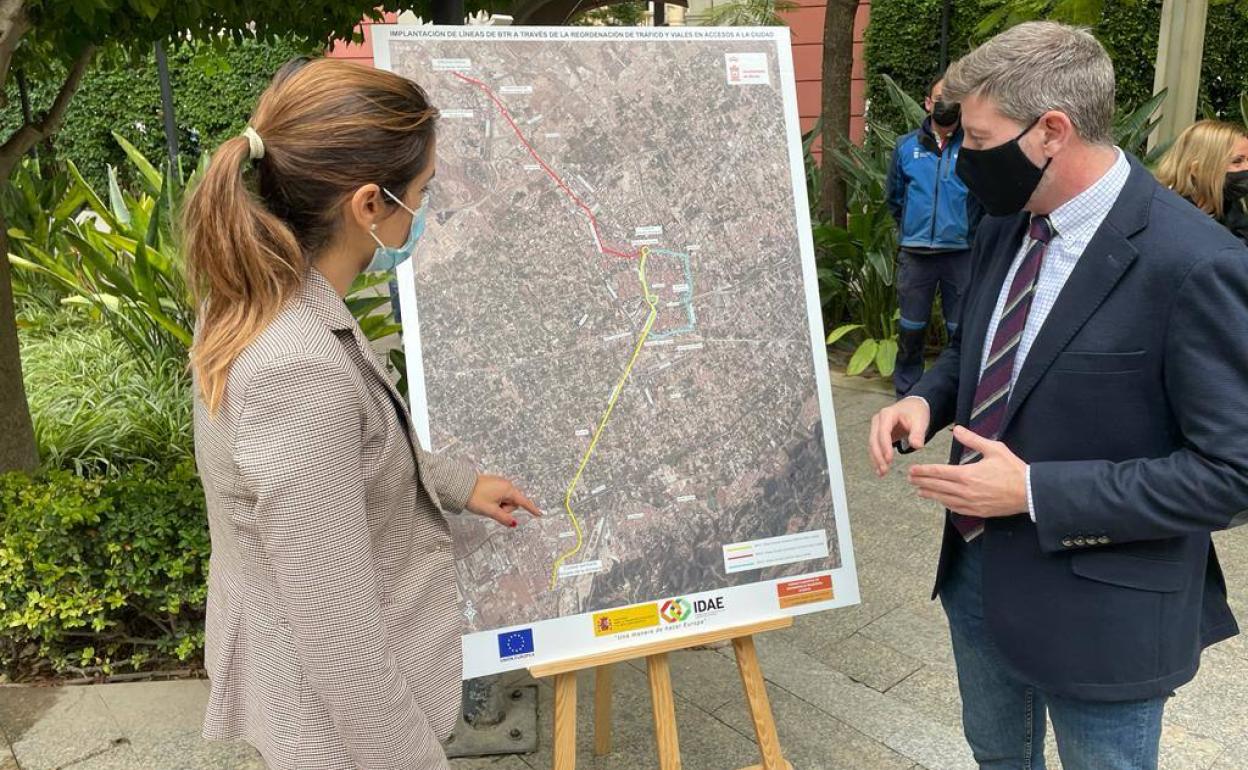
[932,100,961,128]
[956,115,1052,217]
[1225,169,1248,204]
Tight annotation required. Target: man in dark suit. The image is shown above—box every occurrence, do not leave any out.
[868,21,1248,770]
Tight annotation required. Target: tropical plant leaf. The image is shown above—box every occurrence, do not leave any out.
[812,222,852,247]
[1052,0,1104,26]
[389,348,409,400]
[8,254,50,274]
[351,271,395,293]
[131,239,160,308]
[140,305,194,347]
[1143,137,1176,168]
[702,0,796,26]
[974,4,1014,37]
[66,161,120,233]
[15,244,80,286]
[881,74,926,132]
[106,166,132,226]
[52,183,89,224]
[68,233,136,299]
[113,131,163,196]
[346,295,392,317]
[847,339,880,376]
[826,323,862,345]
[1114,89,1167,154]
[866,248,893,285]
[357,314,402,341]
[802,116,822,156]
[874,338,898,377]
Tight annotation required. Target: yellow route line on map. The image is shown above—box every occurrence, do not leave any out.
[550,247,660,589]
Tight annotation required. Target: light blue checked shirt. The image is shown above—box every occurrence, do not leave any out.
[987,149,1131,520]
[906,149,1131,522]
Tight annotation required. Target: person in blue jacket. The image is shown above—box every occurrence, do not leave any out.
[886,74,983,397]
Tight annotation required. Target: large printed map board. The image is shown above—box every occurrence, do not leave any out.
[374,26,860,678]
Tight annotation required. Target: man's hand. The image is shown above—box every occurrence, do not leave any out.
[869,397,931,476]
[466,475,543,528]
[908,426,1028,518]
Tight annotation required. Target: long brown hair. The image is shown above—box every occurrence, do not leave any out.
[1155,120,1248,219]
[182,57,438,412]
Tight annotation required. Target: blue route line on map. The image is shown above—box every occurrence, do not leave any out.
[646,248,698,340]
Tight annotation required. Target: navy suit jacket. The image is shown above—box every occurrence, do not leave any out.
[911,156,1248,701]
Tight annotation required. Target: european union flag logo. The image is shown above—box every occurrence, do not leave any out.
[498,628,535,660]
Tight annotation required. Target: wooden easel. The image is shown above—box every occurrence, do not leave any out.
[528,616,795,770]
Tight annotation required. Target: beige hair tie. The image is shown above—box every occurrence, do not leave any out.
[243,126,265,161]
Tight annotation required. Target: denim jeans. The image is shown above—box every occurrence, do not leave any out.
[939,537,1167,770]
[894,248,971,397]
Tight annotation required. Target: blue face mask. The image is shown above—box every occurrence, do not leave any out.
[366,187,427,272]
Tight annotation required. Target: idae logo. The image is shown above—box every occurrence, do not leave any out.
[660,597,692,624]
[661,595,726,624]
[692,595,726,617]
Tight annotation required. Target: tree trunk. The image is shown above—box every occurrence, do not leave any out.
[0,224,36,473]
[0,0,29,98]
[819,0,858,227]
[0,44,93,475]
[0,0,33,473]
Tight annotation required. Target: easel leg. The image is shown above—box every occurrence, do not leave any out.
[554,671,578,770]
[646,653,682,770]
[593,664,613,757]
[733,635,790,770]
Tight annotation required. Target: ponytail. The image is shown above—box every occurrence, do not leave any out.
[183,135,304,413]
[181,57,437,413]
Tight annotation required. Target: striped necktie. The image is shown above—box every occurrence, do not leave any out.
[952,214,1054,541]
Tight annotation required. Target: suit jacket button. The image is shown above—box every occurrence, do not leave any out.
[1074,537,1087,546]
[1097,536,1111,545]
[1061,538,1075,548]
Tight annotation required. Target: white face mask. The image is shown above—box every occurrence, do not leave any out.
[366,188,427,273]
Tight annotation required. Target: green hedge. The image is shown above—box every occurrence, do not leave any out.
[1,35,317,191]
[0,461,209,678]
[861,0,984,131]
[864,0,1246,131]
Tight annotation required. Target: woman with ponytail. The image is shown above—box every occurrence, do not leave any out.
[183,57,541,770]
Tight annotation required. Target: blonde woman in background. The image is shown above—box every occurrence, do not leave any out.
[1155,119,1248,246]
[182,57,541,770]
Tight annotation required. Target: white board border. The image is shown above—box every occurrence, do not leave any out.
[372,25,861,679]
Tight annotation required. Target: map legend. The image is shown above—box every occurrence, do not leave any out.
[722,530,830,575]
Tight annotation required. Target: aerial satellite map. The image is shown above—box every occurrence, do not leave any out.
[377,28,853,652]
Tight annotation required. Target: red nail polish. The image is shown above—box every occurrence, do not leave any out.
[509,521,517,528]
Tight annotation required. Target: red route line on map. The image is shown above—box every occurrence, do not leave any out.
[451,70,637,261]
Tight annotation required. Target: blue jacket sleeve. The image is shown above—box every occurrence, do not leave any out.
[1030,247,1248,552]
[886,142,906,225]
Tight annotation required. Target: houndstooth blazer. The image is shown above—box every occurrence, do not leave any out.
[193,269,477,770]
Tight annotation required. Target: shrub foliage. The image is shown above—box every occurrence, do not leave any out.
[0,462,209,679]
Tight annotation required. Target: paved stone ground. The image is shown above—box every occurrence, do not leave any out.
[1,376,1245,769]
